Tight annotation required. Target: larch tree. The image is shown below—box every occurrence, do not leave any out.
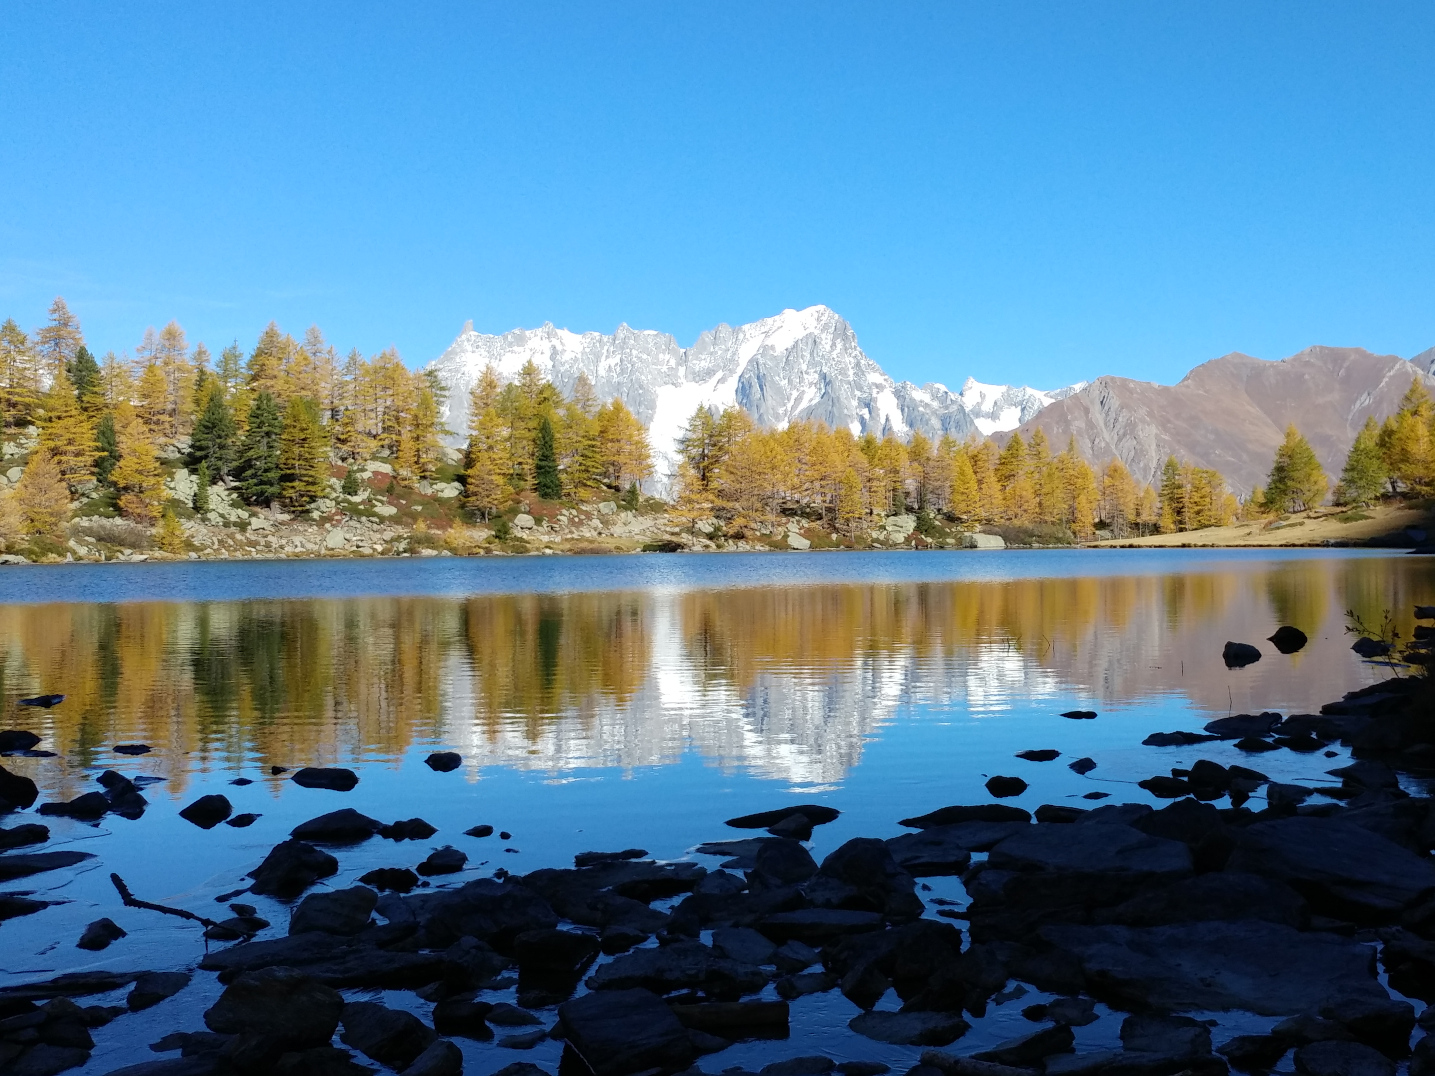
[595,398,652,493]
[36,365,97,489]
[237,391,284,506]
[1158,456,1184,533]
[278,396,331,507]
[155,507,187,554]
[1379,379,1433,495]
[0,487,20,545]
[465,405,512,521]
[14,447,70,536]
[1099,459,1139,536]
[137,362,171,439]
[34,297,84,380]
[110,402,165,523]
[0,318,40,434]
[1335,416,1388,506]
[949,448,980,520]
[1266,424,1327,513]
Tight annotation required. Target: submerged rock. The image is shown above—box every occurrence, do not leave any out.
[247,840,339,899]
[847,1010,969,1046]
[1224,641,1263,668]
[127,972,191,1012]
[76,918,126,951]
[291,808,383,843]
[178,794,232,829]
[424,752,462,773]
[985,776,1028,798]
[290,767,359,791]
[1269,626,1309,653]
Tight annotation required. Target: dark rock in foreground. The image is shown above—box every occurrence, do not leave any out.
[985,776,1028,798]
[0,822,49,850]
[1223,641,1262,668]
[0,851,95,883]
[203,966,344,1050]
[340,1000,438,1069]
[247,840,339,899]
[424,752,462,773]
[899,804,1031,828]
[77,918,126,951]
[290,767,359,791]
[291,809,383,843]
[558,987,698,1076]
[0,730,41,753]
[725,804,840,832]
[1269,625,1309,653]
[848,1010,969,1046]
[178,794,232,830]
[290,887,378,936]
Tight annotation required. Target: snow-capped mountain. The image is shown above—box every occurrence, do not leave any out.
[426,305,1082,486]
[959,378,1088,436]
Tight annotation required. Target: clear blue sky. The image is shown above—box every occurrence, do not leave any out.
[3,2,1433,389]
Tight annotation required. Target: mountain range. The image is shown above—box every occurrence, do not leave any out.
[426,306,1435,498]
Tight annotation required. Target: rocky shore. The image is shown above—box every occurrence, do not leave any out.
[1,616,1433,1076]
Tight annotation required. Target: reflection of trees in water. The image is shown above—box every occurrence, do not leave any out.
[0,557,1429,795]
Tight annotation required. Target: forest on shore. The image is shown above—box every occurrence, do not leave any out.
[0,297,1432,559]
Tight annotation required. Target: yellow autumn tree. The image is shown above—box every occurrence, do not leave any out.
[110,402,166,524]
[36,365,97,489]
[14,447,70,536]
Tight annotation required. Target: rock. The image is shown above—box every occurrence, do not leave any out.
[417,846,468,876]
[38,790,114,819]
[324,528,347,550]
[761,1059,833,1075]
[1062,710,1098,719]
[712,927,778,965]
[339,1001,437,1069]
[1028,996,1099,1026]
[77,918,126,951]
[1272,1013,1356,1045]
[769,812,816,840]
[1098,871,1307,928]
[399,1039,463,1076]
[1267,782,1313,807]
[972,1024,1076,1065]
[1269,626,1309,654]
[424,752,461,772]
[575,849,648,868]
[848,1010,969,1046]
[1293,1040,1395,1076]
[127,972,190,1011]
[290,767,358,791]
[988,823,1192,876]
[0,850,94,881]
[0,823,49,849]
[558,987,698,1075]
[1204,712,1283,739]
[752,838,819,887]
[1121,1013,1211,1056]
[512,513,535,529]
[725,804,840,831]
[809,837,922,918]
[1034,806,1087,824]
[178,794,232,829]
[776,971,838,999]
[247,840,339,899]
[431,996,494,1039]
[464,824,494,838]
[0,730,41,753]
[787,533,811,550]
[0,894,48,920]
[1068,758,1097,775]
[6,1044,92,1075]
[17,694,64,708]
[204,915,269,941]
[885,828,975,876]
[203,966,344,1049]
[1143,732,1219,747]
[587,939,767,996]
[291,808,383,843]
[985,776,1028,798]
[226,813,260,828]
[670,999,789,1037]
[1225,816,1435,920]
[1218,1034,1289,1072]
[1317,995,1416,1056]
[900,805,1032,828]
[290,887,378,935]
[1139,776,1193,798]
[1016,749,1060,762]
[1041,920,1388,1014]
[1236,736,1282,753]
[380,818,438,841]
[497,1028,546,1048]
[1223,641,1263,668]
[1352,638,1393,659]
[774,939,820,972]
[113,744,152,755]
[1327,760,1400,790]
[360,867,420,893]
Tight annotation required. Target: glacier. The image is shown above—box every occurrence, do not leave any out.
[426,305,1082,489]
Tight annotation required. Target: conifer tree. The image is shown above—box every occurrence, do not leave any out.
[0,487,20,545]
[68,345,103,412]
[1266,424,1327,512]
[1334,416,1388,506]
[0,318,39,434]
[1380,379,1433,495]
[194,460,211,513]
[595,398,652,493]
[94,413,119,486]
[37,365,97,489]
[1158,456,1184,532]
[534,415,562,500]
[110,402,165,523]
[836,467,864,534]
[949,449,979,520]
[465,405,512,521]
[14,447,70,536]
[155,506,187,554]
[217,342,245,398]
[236,391,283,505]
[137,362,171,438]
[34,297,84,380]
[190,384,237,478]
[278,396,330,507]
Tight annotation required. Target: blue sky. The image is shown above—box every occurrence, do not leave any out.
[2,2,1433,389]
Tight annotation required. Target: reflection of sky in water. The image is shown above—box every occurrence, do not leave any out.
[1,549,1432,1073]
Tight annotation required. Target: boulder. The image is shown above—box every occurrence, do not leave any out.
[431,996,494,1040]
[399,1040,463,1076]
[178,795,232,830]
[1068,758,1097,775]
[670,999,789,1037]
[1318,995,1416,1057]
[575,849,648,868]
[76,918,126,951]
[1226,816,1435,920]
[712,927,779,966]
[359,867,419,893]
[424,752,462,772]
[972,1024,1076,1065]
[1139,777,1193,798]
[226,813,260,828]
[0,730,41,753]
[987,824,1192,876]
[848,1010,969,1046]
[1223,641,1263,668]
[1143,732,1219,747]
[416,847,467,876]
[587,939,766,996]
[1097,871,1307,928]
[0,851,92,883]
[380,818,438,841]
[808,837,922,917]
[38,791,111,819]
[0,823,48,850]
[1352,638,1393,659]
[1218,1035,1288,1072]
[1041,920,1389,1014]
[407,878,558,950]
[1062,710,1098,719]
[5,1044,92,1074]
[725,804,840,832]
[127,972,191,1012]
[290,887,378,936]
[1121,1013,1211,1056]
[1269,626,1309,653]
[985,777,1028,798]
[558,987,698,1076]
[751,839,818,888]
[885,828,975,876]
[291,809,383,843]
[1016,750,1060,762]
[339,1001,437,1070]
[760,1059,832,1075]
[464,824,494,838]
[203,967,344,1050]
[1034,806,1087,824]
[290,768,359,791]
[247,840,339,899]
[758,909,885,943]
[1204,713,1283,739]
[900,805,1032,828]
[112,744,151,756]
[1293,1040,1395,1076]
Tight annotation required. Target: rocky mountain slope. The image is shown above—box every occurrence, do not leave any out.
[1009,346,1435,495]
[426,306,1078,483]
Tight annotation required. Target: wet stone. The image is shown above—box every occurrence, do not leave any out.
[361,867,420,892]
[290,767,358,791]
[464,824,494,838]
[339,1000,437,1070]
[290,808,382,843]
[247,840,338,899]
[0,731,40,753]
[178,795,232,829]
[289,886,378,935]
[381,818,438,841]
[0,824,48,850]
[76,918,126,951]
[899,804,1031,828]
[127,972,191,1012]
[417,846,467,876]
[424,752,462,773]
[985,776,1028,798]
[203,966,344,1050]
[557,987,698,1076]
[847,1010,969,1046]
[1016,749,1060,762]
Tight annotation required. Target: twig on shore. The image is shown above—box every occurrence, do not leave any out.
[110,873,224,932]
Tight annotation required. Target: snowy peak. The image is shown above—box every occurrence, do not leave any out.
[426,307,1081,490]
[960,377,1088,436]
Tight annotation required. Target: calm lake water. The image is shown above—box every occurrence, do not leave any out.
[1,549,1432,1074]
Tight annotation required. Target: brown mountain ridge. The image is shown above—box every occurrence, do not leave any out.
[1009,346,1435,495]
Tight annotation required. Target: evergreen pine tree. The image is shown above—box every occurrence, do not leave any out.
[534,415,561,500]
[94,413,119,486]
[340,468,360,496]
[1266,424,1328,512]
[278,396,330,507]
[14,447,70,536]
[194,460,211,513]
[190,385,238,478]
[68,345,103,412]
[1334,417,1388,506]
[236,391,283,506]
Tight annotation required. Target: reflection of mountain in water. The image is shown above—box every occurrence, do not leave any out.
[1,556,1430,795]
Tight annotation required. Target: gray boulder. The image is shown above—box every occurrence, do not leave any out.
[247,840,338,899]
[290,886,378,935]
[203,966,344,1049]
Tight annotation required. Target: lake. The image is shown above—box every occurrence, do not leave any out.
[0,548,1431,1074]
